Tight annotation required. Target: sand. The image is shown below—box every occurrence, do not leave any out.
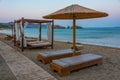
[0,33,120,80]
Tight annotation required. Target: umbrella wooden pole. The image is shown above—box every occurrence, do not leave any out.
[38,23,41,41]
[73,18,76,56]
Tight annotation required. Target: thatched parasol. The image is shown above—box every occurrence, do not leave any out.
[43,4,108,55]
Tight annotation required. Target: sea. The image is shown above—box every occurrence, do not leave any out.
[0,27,120,48]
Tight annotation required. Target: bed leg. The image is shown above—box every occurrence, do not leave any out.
[50,43,53,49]
[96,59,103,65]
[58,71,70,77]
[50,63,70,77]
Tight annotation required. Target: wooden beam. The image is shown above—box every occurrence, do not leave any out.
[24,19,52,23]
[15,18,52,24]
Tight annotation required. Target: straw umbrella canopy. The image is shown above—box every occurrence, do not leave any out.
[43,4,108,55]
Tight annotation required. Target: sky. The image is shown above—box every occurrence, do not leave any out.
[0,0,120,27]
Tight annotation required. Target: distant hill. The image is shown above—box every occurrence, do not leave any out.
[26,24,66,29]
[0,22,14,29]
[0,22,83,29]
[19,24,83,29]
[54,25,66,29]
[67,25,83,29]
[0,23,11,29]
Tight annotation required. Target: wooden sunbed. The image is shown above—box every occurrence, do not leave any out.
[37,49,81,64]
[50,53,103,76]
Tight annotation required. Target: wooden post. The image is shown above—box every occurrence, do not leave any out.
[73,18,76,56]
[51,20,54,49]
[38,23,41,41]
[12,22,14,38]
[13,21,16,46]
[21,17,24,51]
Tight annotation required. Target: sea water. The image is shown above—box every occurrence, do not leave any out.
[0,27,120,48]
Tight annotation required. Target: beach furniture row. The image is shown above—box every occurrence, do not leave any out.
[37,49,103,77]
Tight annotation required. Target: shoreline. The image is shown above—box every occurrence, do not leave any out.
[0,31,120,49]
[56,40,120,49]
[0,32,120,52]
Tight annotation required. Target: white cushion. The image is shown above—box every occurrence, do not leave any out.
[53,54,102,67]
[39,49,80,57]
[28,41,51,47]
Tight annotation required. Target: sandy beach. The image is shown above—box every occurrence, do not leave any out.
[0,33,120,80]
